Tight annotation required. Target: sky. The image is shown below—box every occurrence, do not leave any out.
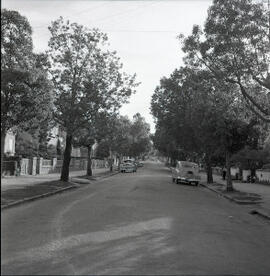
[2,0,213,133]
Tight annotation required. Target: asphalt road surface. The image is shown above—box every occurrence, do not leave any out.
[1,161,270,275]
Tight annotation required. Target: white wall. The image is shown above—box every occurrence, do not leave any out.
[4,132,16,156]
[242,170,251,182]
[256,170,270,183]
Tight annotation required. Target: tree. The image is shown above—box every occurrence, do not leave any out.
[47,17,138,181]
[73,112,112,176]
[129,113,151,159]
[95,140,110,159]
[110,115,132,168]
[232,147,270,177]
[1,9,52,175]
[181,0,270,122]
[151,64,261,190]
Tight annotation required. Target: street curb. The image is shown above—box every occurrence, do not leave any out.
[96,171,119,179]
[200,183,262,205]
[76,171,119,182]
[249,209,270,220]
[200,183,270,221]
[1,185,79,210]
[1,171,119,210]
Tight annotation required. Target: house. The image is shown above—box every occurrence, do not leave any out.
[4,131,16,156]
[4,125,83,158]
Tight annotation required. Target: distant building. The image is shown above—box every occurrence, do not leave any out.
[3,125,89,159]
[4,131,16,156]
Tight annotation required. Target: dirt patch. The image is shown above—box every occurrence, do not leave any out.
[208,182,224,188]
[79,170,117,181]
[220,189,262,202]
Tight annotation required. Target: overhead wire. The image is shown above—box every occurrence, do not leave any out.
[34,1,165,39]
[32,2,109,29]
[87,1,158,26]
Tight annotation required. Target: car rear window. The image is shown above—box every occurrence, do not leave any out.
[180,161,198,168]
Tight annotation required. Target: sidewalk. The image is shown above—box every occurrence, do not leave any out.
[1,168,118,209]
[200,173,270,219]
[1,168,110,192]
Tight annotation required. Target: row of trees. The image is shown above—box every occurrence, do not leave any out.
[1,9,151,181]
[151,0,270,191]
[73,112,151,176]
[93,113,151,170]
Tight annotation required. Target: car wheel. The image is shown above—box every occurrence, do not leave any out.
[195,182,199,186]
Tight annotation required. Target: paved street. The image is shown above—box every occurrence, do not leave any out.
[1,161,270,275]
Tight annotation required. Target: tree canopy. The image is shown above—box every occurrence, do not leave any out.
[180,0,270,122]
[47,17,138,181]
[1,9,52,174]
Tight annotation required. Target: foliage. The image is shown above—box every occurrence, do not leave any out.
[180,0,270,122]
[95,140,110,159]
[128,113,151,158]
[151,0,270,188]
[94,114,152,161]
[47,17,138,180]
[1,9,53,174]
[231,147,270,171]
[151,64,264,189]
[1,9,53,134]
[47,17,137,135]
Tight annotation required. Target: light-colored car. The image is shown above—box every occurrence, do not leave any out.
[120,161,137,173]
[123,159,135,164]
[172,161,200,186]
[136,161,144,167]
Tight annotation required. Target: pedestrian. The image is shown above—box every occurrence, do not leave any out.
[16,155,22,176]
[222,167,226,180]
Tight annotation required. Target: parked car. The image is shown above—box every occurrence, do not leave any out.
[120,161,137,173]
[124,159,137,168]
[172,161,200,186]
[123,159,135,164]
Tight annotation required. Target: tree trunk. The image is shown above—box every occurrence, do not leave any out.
[1,130,6,177]
[206,163,213,184]
[226,150,233,191]
[109,148,113,172]
[87,145,92,176]
[205,154,213,184]
[118,154,122,170]
[60,134,72,182]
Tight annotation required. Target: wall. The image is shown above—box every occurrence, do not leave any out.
[242,169,251,182]
[2,156,110,176]
[230,167,240,180]
[4,132,16,156]
[256,170,270,183]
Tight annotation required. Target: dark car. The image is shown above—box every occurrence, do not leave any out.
[120,159,137,173]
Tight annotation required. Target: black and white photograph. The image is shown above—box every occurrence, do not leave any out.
[1,0,270,275]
